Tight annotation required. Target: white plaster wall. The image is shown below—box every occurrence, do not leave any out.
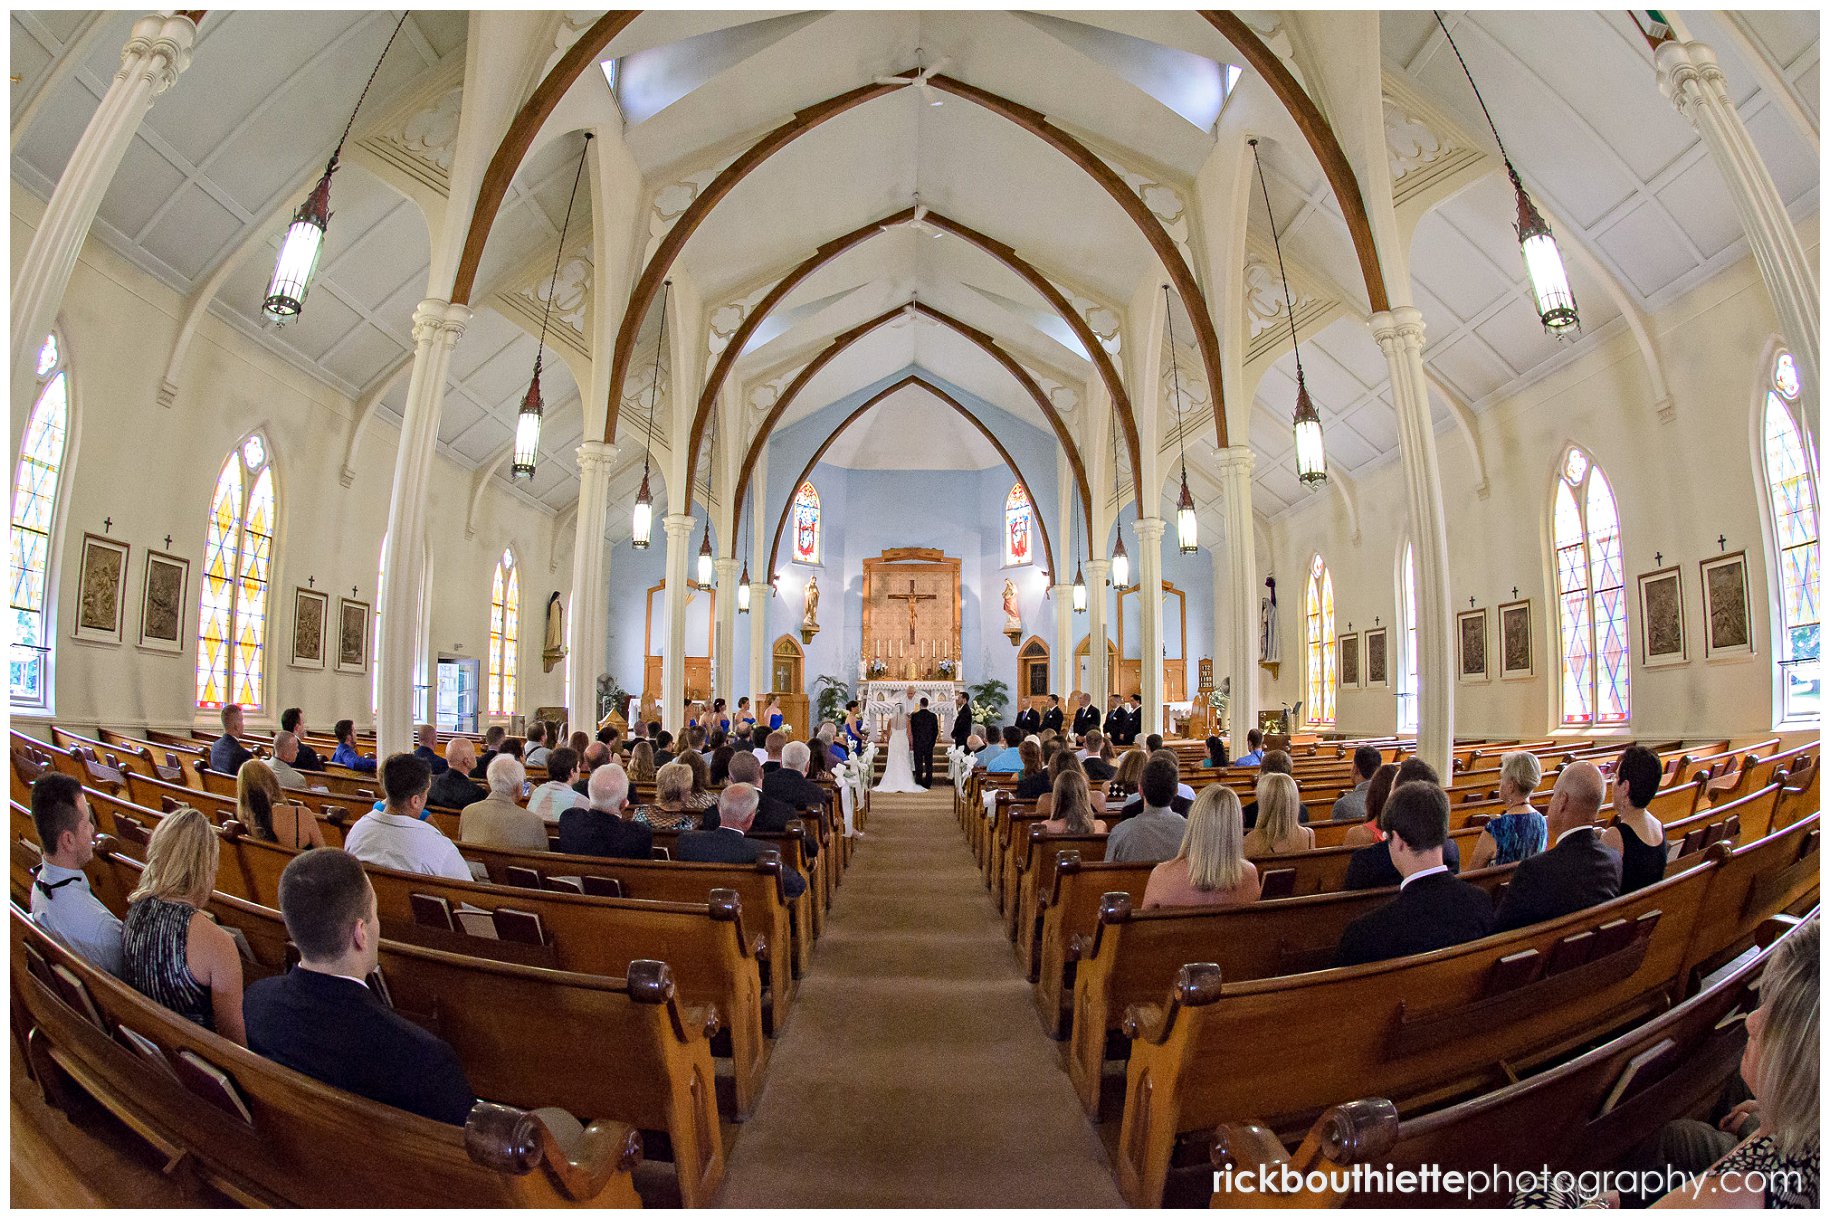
[12,192,571,738]
[1260,228,1819,742]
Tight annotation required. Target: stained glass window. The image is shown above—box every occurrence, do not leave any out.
[1761,351,1819,721]
[1004,483,1033,567]
[1398,541,1419,734]
[10,333,70,709]
[489,549,519,716]
[791,481,821,565]
[1554,446,1629,726]
[1305,553,1336,726]
[196,435,276,710]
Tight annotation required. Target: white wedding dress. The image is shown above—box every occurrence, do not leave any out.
[872,707,923,793]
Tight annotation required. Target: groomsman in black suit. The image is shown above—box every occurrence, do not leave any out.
[909,698,940,788]
[1015,699,1042,735]
[1101,694,1126,742]
[1071,692,1101,738]
[950,692,973,749]
[1039,694,1064,734]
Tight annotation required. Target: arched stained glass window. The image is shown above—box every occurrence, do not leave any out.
[1305,553,1336,726]
[1761,351,1819,720]
[1004,483,1033,567]
[197,434,276,710]
[11,333,71,709]
[489,549,519,716]
[1554,447,1629,726]
[791,481,821,564]
[1397,541,1419,735]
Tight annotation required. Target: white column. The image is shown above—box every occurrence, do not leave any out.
[1214,446,1258,751]
[712,556,740,706]
[1085,557,1111,707]
[1134,516,1167,737]
[12,12,197,407]
[660,513,694,734]
[1657,39,1819,399]
[1052,582,1075,697]
[566,441,617,731]
[1373,307,1454,776]
[377,299,471,757]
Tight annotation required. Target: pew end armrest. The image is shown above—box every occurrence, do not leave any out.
[463,1101,643,1203]
[1756,913,1805,948]
[1211,1098,1399,1207]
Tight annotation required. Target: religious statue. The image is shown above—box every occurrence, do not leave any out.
[1002,577,1021,641]
[541,591,567,673]
[801,574,821,643]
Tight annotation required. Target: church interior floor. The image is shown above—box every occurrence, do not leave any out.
[715,788,1125,1207]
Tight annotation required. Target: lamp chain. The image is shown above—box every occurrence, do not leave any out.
[333,12,411,163]
[1250,139,1306,384]
[643,282,671,478]
[1432,12,1514,168]
[534,134,592,370]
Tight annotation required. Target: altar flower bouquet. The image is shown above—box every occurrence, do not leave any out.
[868,657,888,678]
[937,657,956,677]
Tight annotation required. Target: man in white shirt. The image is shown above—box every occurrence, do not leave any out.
[28,773,124,975]
[269,730,312,789]
[525,746,586,825]
[342,754,471,881]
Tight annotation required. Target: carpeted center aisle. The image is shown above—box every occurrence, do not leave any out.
[716,788,1124,1207]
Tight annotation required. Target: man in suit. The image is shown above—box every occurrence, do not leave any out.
[558,763,653,859]
[1071,692,1100,739]
[1124,695,1145,745]
[1101,694,1126,743]
[909,697,940,788]
[1330,746,1384,821]
[729,751,816,857]
[279,708,325,772]
[1039,694,1064,735]
[950,692,973,750]
[761,740,831,836]
[1335,782,1495,966]
[244,849,476,1125]
[412,723,449,775]
[1492,760,1620,933]
[425,738,486,811]
[1343,759,1462,888]
[675,784,807,898]
[209,703,252,776]
[1015,699,1042,735]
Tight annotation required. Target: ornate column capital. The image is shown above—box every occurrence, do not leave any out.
[712,556,741,580]
[1133,515,1167,542]
[1213,445,1256,479]
[1654,40,1726,113]
[1084,557,1111,577]
[117,12,198,94]
[1369,305,1427,352]
[574,440,619,477]
[411,298,470,346]
[662,512,696,538]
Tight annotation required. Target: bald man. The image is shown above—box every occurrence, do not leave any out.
[1492,760,1621,933]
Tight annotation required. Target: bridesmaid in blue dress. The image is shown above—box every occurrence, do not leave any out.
[735,697,756,731]
[711,697,732,733]
[840,701,865,756]
[765,697,785,732]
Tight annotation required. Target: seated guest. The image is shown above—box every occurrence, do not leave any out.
[1036,747,1099,820]
[558,764,654,860]
[1334,782,1495,967]
[1468,750,1548,870]
[1013,739,1050,799]
[1343,759,1462,889]
[1602,744,1671,894]
[461,756,548,852]
[761,741,832,831]
[567,730,590,759]
[1081,731,1116,781]
[343,754,471,880]
[595,724,619,751]
[523,721,552,768]
[244,849,476,1125]
[627,740,656,784]
[473,725,508,776]
[209,703,253,776]
[526,747,586,824]
[1040,770,1106,836]
[330,718,378,773]
[1141,785,1261,910]
[652,730,676,769]
[805,736,836,783]
[1492,760,1620,933]
[985,726,1027,773]
[709,744,735,786]
[1144,733,1164,755]
[1329,746,1384,821]
[573,742,609,796]
[970,726,1008,770]
[29,772,123,975]
[268,730,311,790]
[1111,747,1149,798]
[121,807,245,1044]
[678,750,720,816]
[1343,763,1400,848]
[1235,728,1265,767]
[728,751,815,853]
[237,759,325,850]
[499,737,524,762]
[1118,749,1197,817]
[1107,755,1190,864]
[279,707,324,771]
[426,739,486,811]
[631,761,702,832]
[411,723,449,775]
[1243,772,1314,856]
[1202,735,1230,769]
[675,784,807,899]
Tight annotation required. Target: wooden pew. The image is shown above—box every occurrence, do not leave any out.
[1032,854,1155,1037]
[1207,917,1801,1206]
[12,909,645,1208]
[81,847,726,1206]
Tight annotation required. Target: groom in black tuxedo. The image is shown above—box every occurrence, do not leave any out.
[950,692,972,749]
[910,698,940,788]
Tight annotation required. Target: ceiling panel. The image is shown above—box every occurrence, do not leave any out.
[1426,332,1514,405]
[138,185,245,282]
[1591,199,1698,298]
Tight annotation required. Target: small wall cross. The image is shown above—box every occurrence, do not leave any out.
[1654,552,1662,566]
[1374,616,1381,627]
[1511,586,1519,599]
[307,576,315,589]
[352,586,358,597]
[1468,595,1475,609]
[163,534,173,549]
[102,517,112,533]
[1717,534,1728,551]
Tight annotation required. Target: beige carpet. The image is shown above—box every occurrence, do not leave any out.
[716,789,1124,1207]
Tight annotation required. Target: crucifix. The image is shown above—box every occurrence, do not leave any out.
[307,576,315,589]
[1654,552,1663,566]
[102,517,112,533]
[887,578,937,644]
[164,534,173,549]
[1717,534,1728,551]
[1512,586,1519,599]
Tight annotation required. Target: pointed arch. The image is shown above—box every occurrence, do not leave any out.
[1551,445,1629,727]
[1304,552,1336,726]
[1756,348,1819,722]
[488,547,521,717]
[11,330,74,710]
[197,432,278,710]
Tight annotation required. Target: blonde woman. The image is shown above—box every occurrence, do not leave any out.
[627,740,656,784]
[1112,747,1149,796]
[121,807,245,1044]
[631,761,700,832]
[1243,772,1314,856]
[1141,785,1261,910]
[1468,750,1547,870]
[235,759,324,851]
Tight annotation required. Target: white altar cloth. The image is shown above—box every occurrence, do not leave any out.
[859,680,961,733]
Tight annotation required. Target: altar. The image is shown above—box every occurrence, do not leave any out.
[858,680,962,734]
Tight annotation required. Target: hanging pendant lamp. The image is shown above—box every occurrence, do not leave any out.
[737,508,752,614]
[631,281,671,548]
[697,520,714,586]
[1162,285,1199,554]
[1250,139,1328,486]
[1434,12,1578,337]
[514,134,591,480]
[263,13,409,321]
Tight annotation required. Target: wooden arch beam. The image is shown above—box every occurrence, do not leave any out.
[695,207,1144,515]
[728,302,1094,543]
[602,71,1232,451]
[1202,11,1391,314]
[764,373,1057,580]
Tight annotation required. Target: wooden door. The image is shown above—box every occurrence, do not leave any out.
[1017,636,1051,698]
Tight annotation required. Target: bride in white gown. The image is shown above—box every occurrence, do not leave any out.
[872,704,923,794]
